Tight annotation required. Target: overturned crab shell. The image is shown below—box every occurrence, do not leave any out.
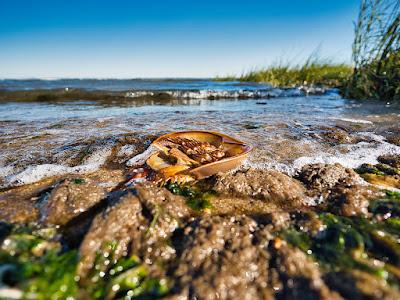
[147,130,252,180]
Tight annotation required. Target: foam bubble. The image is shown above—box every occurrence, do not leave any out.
[117,145,138,158]
[3,147,112,188]
[332,117,373,124]
[246,132,400,176]
[124,87,330,100]
[126,145,158,167]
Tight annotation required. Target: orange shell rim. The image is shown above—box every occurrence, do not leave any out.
[151,130,252,174]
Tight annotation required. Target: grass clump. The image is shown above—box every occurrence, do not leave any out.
[346,0,399,101]
[217,54,352,88]
[217,0,399,101]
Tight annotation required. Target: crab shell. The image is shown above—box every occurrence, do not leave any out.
[147,130,252,180]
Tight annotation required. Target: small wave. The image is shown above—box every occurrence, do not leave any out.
[260,133,400,176]
[2,147,112,188]
[332,117,373,124]
[125,87,327,100]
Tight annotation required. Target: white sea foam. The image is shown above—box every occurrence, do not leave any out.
[124,87,329,100]
[2,147,112,188]
[117,145,138,158]
[247,133,400,176]
[332,117,373,124]
[0,165,15,177]
[126,145,158,167]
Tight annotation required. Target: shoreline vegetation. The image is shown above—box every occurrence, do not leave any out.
[217,0,399,101]
[215,56,353,90]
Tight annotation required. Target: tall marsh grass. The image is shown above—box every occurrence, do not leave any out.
[347,0,399,100]
[217,55,352,88]
[217,0,399,101]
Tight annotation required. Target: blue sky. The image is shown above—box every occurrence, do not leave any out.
[0,0,360,78]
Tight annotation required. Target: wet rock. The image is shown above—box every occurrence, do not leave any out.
[291,211,324,235]
[325,270,400,300]
[77,184,192,279]
[208,195,285,216]
[297,163,361,194]
[350,270,400,299]
[0,198,39,224]
[319,127,353,145]
[323,272,366,300]
[77,191,147,279]
[273,241,342,300]
[41,178,107,226]
[386,135,400,146]
[171,215,273,300]
[355,163,400,188]
[327,185,383,217]
[0,179,55,223]
[360,173,400,189]
[134,184,193,269]
[213,169,307,209]
[378,154,400,169]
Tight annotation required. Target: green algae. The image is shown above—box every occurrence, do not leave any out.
[0,226,77,300]
[86,243,169,300]
[370,191,400,218]
[166,183,214,211]
[0,226,169,300]
[283,213,400,286]
[356,163,400,176]
[73,178,85,185]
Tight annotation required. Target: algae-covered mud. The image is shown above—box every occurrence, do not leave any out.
[1,79,400,299]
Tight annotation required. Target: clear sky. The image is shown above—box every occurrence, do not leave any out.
[0,0,360,78]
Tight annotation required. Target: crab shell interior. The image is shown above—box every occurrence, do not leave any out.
[147,130,252,180]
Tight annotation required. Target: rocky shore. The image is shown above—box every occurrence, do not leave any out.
[1,133,400,299]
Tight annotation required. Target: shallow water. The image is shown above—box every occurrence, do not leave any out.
[1,79,400,188]
[0,78,267,92]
